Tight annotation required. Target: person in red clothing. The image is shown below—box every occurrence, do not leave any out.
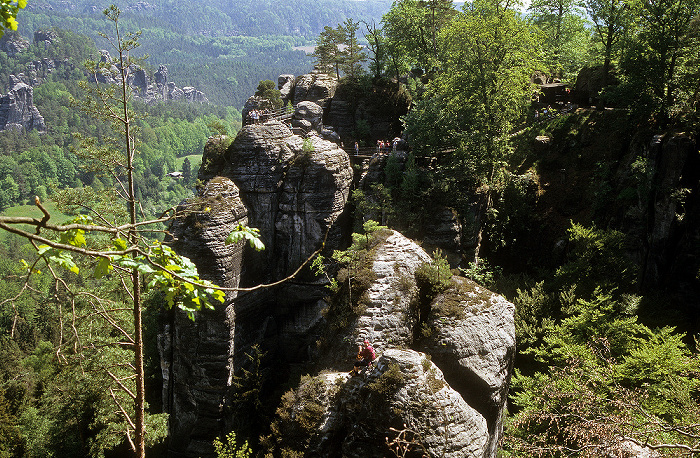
[350,339,376,376]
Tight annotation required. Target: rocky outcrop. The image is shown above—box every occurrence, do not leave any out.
[575,65,619,104]
[163,79,515,457]
[33,30,58,46]
[0,76,45,132]
[292,72,337,108]
[163,125,353,456]
[269,349,489,457]
[163,176,249,458]
[278,74,295,103]
[0,32,30,57]
[419,277,515,456]
[291,100,323,133]
[629,133,700,317]
[241,95,276,126]
[310,230,514,456]
[222,121,352,280]
[91,53,207,104]
[422,206,463,253]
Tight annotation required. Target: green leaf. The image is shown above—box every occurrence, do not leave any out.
[113,238,128,250]
[94,257,113,278]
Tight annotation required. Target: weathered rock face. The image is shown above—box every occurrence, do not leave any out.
[309,230,515,457]
[628,133,700,320]
[419,277,515,457]
[163,176,248,458]
[325,79,411,143]
[163,126,354,457]
[164,86,515,458]
[422,206,463,253]
[575,65,619,104]
[222,121,352,281]
[291,100,323,133]
[292,72,337,108]
[242,95,276,126]
[271,349,489,457]
[0,32,30,57]
[278,74,295,103]
[33,30,58,46]
[0,76,46,132]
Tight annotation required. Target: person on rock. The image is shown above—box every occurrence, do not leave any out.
[350,339,376,376]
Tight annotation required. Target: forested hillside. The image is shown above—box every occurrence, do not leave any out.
[11,0,392,105]
[0,28,240,213]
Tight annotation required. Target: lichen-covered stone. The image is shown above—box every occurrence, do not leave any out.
[420,277,516,457]
[269,349,488,457]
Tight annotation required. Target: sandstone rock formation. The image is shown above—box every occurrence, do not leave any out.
[291,100,323,133]
[163,78,514,458]
[278,74,295,103]
[0,32,30,57]
[163,177,248,457]
[292,72,337,108]
[163,123,353,456]
[222,121,352,280]
[268,349,489,457]
[0,75,46,132]
[419,277,515,456]
[307,229,514,457]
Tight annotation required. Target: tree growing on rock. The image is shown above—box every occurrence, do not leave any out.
[254,79,282,109]
[313,25,346,78]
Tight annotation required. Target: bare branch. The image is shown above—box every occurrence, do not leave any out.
[107,370,137,400]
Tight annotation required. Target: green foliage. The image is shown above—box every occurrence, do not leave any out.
[414,250,452,301]
[505,292,700,455]
[0,0,26,38]
[213,431,253,458]
[263,375,329,457]
[527,0,592,83]
[254,80,283,109]
[458,258,500,289]
[226,224,265,252]
[554,222,636,297]
[367,362,404,396]
[381,0,456,72]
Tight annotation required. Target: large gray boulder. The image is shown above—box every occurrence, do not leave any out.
[0,76,45,132]
[313,230,515,457]
[292,100,323,133]
[163,126,353,457]
[420,277,516,457]
[268,349,489,457]
[292,72,337,108]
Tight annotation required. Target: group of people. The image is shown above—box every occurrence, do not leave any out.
[376,138,399,154]
[246,108,271,125]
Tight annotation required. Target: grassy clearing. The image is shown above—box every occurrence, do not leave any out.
[0,201,70,241]
[175,154,202,170]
